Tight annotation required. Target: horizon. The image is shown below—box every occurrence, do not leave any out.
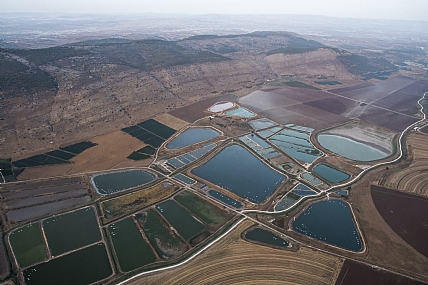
[2,0,427,22]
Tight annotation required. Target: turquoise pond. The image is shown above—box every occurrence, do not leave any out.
[312,164,350,184]
[292,200,362,251]
[249,118,277,130]
[317,134,389,161]
[225,107,255,118]
[192,145,285,204]
[166,128,220,149]
[92,169,155,195]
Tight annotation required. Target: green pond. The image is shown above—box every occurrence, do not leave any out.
[312,164,350,184]
[192,145,285,204]
[245,228,289,247]
[92,169,156,195]
[175,191,230,228]
[137,209,188,260]
[166,128,220,149]
[292,200,362,251]
[23,244,112,285]
[317,134,389,161]
[43,207,101,256]
[156,200,206,240]
[9,223,47,268]
[108,218,156,272]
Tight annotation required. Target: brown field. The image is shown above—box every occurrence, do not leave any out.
[371,185,428,258]
[345,168,428,282]
[153,113,189,130]
[130,220,343,285]
[17,130,150,180]
[377,132,428,196]
[169,94,238,123]
[100,182,180,223]
[335,259,427,285]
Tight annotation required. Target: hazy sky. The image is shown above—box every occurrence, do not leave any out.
[2,0,427,22]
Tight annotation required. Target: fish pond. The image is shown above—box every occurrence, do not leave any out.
[317,134,389,161]
[249,118,277,130]
[192,145,285,204]
[270,128,322,163]
[208,190,243,209]
[156,200,206,240]
[245,228,289,247]
[92,169,156,195]
[302,173,323,186]
[43,207,101,256]
[9,223,48,268]
[166,128,220,149]
[312,164,350,184]
[292,183,317,196]
[225,107,255,118]
[292,200,362,251]
[108,218,156,272]
[23,244,112,285]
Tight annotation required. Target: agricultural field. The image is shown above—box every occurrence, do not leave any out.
[335,260,427,285]
[100,182,179,222]
[371,185,428,258]
[134,220,343,285]
[376,132,428,197]
[239,76,426,132]
[1,176,91,226]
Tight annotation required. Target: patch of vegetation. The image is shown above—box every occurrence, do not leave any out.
[0,56,57,95]
[206,44,238,54]
[286,192,301,200]
[314,81,342,85]
[90,40,229,71]
[12,46,90,65]
[337,53,398,80]
[283,81,320,90]
[267,47,319,56]
[100,183,179,222]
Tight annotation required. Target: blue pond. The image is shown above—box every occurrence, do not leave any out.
[208,190,242,208]
[192,145,285,204]
[166,128,220,149]
[292,200,362,251]
[312,164,350,184]
[292,183,317,196]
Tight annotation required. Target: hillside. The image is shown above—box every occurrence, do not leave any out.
[0,31,400,158]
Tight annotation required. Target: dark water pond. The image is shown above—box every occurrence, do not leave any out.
[312,164,350,184]
[292,200,362,251]
[166,128,220,149]
[192,145,285,203]
[245,228,289,247]
[92,169,155,195]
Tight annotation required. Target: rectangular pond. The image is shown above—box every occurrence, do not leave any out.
[166,128,220,150]
[249,118,278,130]
[245,228,289,247]
[192,144,285,204]
[43,207,101,257]
[108,217,156,272]
[9,223,47,268]
[91,169,156,195]
[175,191,232,229]
[208,190,243,209]
[23,244,112,285]
[225,107,255,118]
[312,164,350,184]
[156,200,206,241]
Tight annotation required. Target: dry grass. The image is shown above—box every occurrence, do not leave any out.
[153,113,189,131]
[100,182,179,222]
[129,220,343,285]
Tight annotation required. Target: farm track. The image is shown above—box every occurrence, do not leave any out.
[130,220,342,285]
